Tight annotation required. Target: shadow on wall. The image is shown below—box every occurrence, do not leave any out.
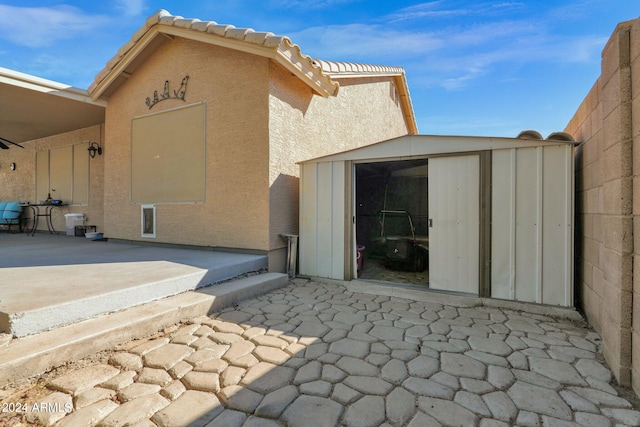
[269,173,300,248]
[270,64,313,117]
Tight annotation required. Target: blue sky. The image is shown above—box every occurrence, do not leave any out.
[0,1,637,137]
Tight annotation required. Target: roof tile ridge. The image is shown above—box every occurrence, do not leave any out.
[207,24,236,37]
[225,27,256,40]
[203,22,283,47]
[173,17,202,29]
[146,9,172,26]
[152,10,284,48]
[314,59,404,75]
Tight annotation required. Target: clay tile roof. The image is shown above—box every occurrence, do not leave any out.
[89,10,339,99]
[314,59,417,134]
[314,60,405,77]
[517,130,543,140]
[88,10,417,133]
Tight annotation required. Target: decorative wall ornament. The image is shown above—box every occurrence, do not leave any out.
[145,76,189,109]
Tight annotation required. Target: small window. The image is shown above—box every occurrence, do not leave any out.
[141,204,156,238]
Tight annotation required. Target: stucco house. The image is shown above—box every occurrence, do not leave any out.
[0,10,416,271]
[5,6,640,401]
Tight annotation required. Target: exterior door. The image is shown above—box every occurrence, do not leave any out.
[428,155,480,294]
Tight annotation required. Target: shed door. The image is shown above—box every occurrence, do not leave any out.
[428,155,480,294]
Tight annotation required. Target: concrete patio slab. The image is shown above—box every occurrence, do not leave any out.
[0,234,268,337]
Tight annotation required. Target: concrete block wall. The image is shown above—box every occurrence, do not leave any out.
[631,19,640,394]
[565,18,637,390]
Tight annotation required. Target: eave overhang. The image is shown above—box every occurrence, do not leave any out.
[89,10,339,101]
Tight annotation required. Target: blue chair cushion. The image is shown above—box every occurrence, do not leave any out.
[2,201,21,221]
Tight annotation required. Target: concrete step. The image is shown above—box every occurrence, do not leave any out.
[0,272,288,386]
[1,252,267,337]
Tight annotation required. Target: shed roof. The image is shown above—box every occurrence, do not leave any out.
[88,10,417,133]
[299,132,577,164]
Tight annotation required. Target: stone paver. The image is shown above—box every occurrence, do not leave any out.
[182,371,220,393]
[100,370,136,390]
[109,352,143,371]
[161,380,186,400]
[48,364,120,395]
[332,383,362,404]
[255,385,298,418]
[99,393,169,427]
[143,343,194,370]
[343,395,385,427]
[129,338,170,356]
[11,279,639,427]
[137,367,173,386]
[118,383,161,402]
[240,362,295,394]
[74,387,116,409]
[386,387,416,425]
[253,345,290,364]
[282,395,344,427]
[24,391,72,426]
[218,384,264,412]
[151,390,223,427]
[441,352,487,379]
[55,399,118,427]
[418,396,478,425]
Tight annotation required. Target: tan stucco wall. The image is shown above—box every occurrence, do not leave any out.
[103,38,270,251]
[267,64,410,270]
[101,35,411,272]
[565,18,638,389]
[0,125,104,233]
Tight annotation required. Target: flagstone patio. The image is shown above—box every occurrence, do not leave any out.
[2,278,639,426]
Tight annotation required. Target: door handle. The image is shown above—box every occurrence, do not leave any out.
[428,219,433,227]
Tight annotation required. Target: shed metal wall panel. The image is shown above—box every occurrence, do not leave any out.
[299,161,346,280]
[514,147,539,303]
[491,144,573,306]
[299,163,318,277]
[316,162,333,278]
[541,145,571,305]
[330,162,346,279]
[491,149,515,300]
[429,155,479,294]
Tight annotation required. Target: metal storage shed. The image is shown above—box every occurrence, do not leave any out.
[298,133,575,307]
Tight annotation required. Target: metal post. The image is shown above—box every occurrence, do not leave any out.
[280,234,298,278]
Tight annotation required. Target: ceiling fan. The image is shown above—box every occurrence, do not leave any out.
[0,136,24,150]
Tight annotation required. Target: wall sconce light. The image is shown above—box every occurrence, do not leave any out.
[88,142,102,158]
[10,162,16,171]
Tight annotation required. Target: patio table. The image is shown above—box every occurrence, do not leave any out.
[23,204,65,236]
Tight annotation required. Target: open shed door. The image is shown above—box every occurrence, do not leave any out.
[428,155,480,294]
